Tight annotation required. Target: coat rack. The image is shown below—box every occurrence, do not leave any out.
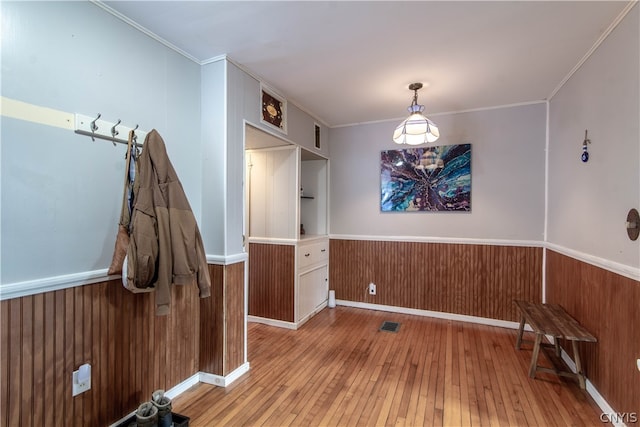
[74,113,147,147]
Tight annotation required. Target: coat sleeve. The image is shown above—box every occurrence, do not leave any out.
[154,202,173,316]
[195,228,211,298]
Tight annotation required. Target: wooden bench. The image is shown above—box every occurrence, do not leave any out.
[514,300,597,389]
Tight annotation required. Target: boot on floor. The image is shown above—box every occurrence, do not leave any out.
[151,389,172,427]
[135,401,158,427]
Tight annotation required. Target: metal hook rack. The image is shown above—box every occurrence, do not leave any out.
[75,113,147,147]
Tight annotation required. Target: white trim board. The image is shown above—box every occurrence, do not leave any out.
[106,364,251,427]
[90,0,200,64]
[1,96,74,129]
[558,347,627,427]
[199,363,251,388]
[107,372,200,427]
[336,300,529,331]
[332,100,548,129]
[547,0,638,101]
[248,315,298,330]
[206,252,248,265]
[0,269,115,301]
[545,243,640,282]
[329,234,540,248]
[248,302,328,331]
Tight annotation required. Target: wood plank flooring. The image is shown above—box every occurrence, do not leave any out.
[172,307,603,426]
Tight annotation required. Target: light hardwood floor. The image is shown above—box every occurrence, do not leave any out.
[172,307,603,426]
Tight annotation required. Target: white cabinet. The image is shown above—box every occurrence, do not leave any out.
[299,266,328,322]
[297,239,329,269]
[297,237,329,323]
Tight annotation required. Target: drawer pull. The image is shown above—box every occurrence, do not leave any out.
[321,249,326,252]
[305,253,310,257]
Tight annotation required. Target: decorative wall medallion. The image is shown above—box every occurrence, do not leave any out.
[261,86,286,133]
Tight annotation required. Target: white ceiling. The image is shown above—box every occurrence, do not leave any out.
[100,1,632,128]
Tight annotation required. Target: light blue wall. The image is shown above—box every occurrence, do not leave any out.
[548,4,639,269]
[201,60,226,255]
[1,2,201,284]
[328,103,547,241]
[1,2,330,286]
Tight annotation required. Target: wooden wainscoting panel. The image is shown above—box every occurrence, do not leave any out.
[167,282,200,386]
[200,264,225,376]
[546,250,640,419]
[329,239,542,322]
[0,294,8,427]
[6,298,21,426]
[200,261,246,376]
[249,243,295,322]
[0,278,203,427]
[225,262,246,375]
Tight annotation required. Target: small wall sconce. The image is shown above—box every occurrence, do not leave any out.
[581,130,591,163]
[627,208,639,241]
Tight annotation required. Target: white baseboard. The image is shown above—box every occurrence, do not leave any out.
[108,372,201,427]
[165,372,201,400]
[199,362,251,388]
[248,302,328,331]
[248,315,298,330]
[296,302,328,329]
[336,299,527,330]
[558,348,625,427]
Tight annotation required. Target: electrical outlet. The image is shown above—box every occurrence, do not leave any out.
[72,363,91,397]
[368,283,376,295]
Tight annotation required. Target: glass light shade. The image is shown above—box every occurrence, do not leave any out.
[392,112,440,145]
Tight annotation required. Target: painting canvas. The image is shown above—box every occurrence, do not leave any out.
[381,144,471,212]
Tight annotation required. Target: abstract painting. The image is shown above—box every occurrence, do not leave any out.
[381,144,471,212]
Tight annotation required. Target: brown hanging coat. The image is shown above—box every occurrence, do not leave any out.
[126,129,211,315]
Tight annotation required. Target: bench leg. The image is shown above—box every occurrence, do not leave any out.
[516,315,526,350]
[572,340,587,389]
[528,333,543,378]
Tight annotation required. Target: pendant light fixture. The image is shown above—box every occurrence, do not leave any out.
[392,82,439,145]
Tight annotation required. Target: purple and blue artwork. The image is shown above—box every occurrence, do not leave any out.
[381,144,471,212]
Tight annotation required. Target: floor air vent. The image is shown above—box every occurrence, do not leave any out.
[379,321,401,333]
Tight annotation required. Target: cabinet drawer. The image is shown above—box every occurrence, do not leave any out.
[298,241,328,269]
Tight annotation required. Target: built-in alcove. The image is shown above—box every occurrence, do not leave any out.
[245,124,329,328]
